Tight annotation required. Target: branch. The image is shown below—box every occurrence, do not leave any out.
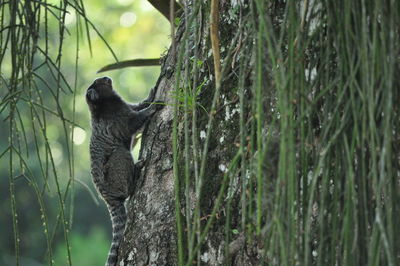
[147,0,182,21]
[97,58,160,73]
[210,0,221,87]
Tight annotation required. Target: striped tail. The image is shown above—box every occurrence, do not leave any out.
[106,200,127,266]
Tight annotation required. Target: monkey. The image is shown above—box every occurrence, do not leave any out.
[86,76,162,266]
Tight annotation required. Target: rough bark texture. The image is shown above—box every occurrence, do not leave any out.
[118,51,178,265]
[118,1,258,265]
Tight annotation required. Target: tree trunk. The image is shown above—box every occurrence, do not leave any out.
[118,49,179,265]
[118,2,255,264]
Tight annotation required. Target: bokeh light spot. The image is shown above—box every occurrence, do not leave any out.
[73,127,87,146]
[120,12,137,27]
[117,0,134,5]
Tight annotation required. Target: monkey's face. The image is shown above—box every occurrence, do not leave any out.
[86,77,114,103]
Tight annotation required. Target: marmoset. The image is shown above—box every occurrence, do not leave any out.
[86,76,162,266]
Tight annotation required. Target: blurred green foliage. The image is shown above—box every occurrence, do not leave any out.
[0,0,169,264]
[53,228,109,266]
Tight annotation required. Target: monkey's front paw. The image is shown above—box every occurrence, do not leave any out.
[152,101,165,111]
[86,88,99,101]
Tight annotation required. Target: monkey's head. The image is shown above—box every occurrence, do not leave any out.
[86,77,122,116]
[86,76,115,103]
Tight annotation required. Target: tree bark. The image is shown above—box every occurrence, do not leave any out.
[118,49,178,265]
[118,2,266,265]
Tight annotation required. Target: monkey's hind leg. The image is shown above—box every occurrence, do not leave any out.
[102,148,134,265]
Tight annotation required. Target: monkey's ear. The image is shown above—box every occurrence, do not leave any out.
[86,88,99,102]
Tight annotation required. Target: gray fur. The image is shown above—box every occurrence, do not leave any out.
[86,77,161,266]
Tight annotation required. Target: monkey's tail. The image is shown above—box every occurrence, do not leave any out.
[106,200,127,266]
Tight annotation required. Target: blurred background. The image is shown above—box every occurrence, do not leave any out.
[0,0,170,265]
